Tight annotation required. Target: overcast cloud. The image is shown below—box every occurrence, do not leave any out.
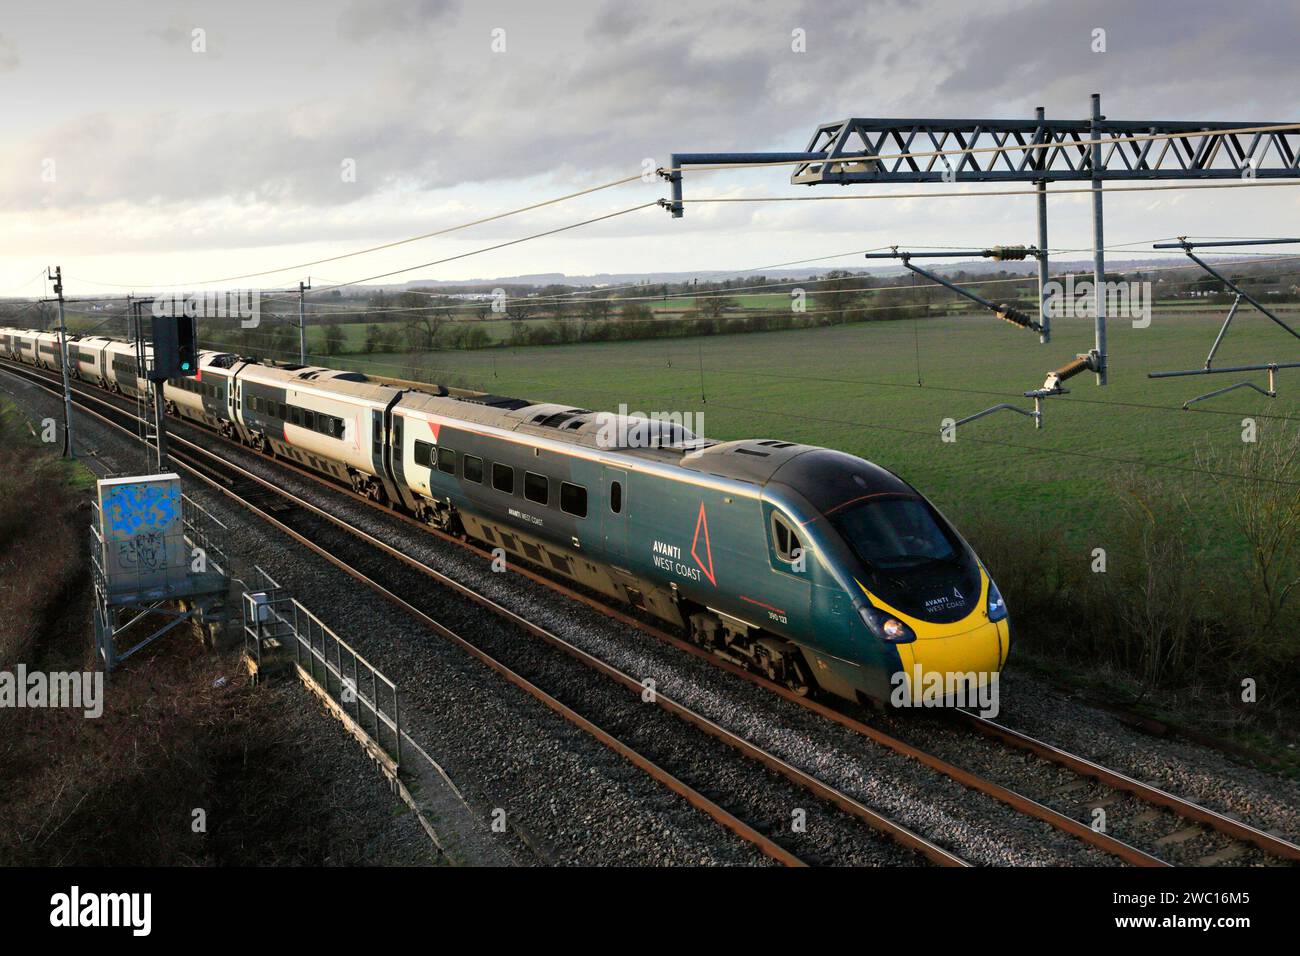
[2,0,1297,294]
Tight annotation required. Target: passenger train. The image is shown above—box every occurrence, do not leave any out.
[0,326,1009,705]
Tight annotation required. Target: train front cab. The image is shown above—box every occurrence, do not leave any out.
[769,449,1010,707]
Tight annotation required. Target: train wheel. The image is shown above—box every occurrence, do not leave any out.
[782,654,812,697]
[754,640,811,697]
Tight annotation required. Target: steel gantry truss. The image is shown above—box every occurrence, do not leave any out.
[664,95,1300,405]
[787,117,1300,185]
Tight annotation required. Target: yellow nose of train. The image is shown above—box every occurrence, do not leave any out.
[861,572,1009,705]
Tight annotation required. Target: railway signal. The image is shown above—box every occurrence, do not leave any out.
[149,312,200,380]
[177,314,199,375]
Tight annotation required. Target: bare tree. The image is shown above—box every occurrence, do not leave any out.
[694,290,734,320]
[396,291,444,350]
[1198,430,1300,634]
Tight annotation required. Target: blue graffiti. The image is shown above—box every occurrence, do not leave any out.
[103,483,179,537]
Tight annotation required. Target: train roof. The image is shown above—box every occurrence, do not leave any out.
[2,330,836,484]
[235,359,406,404]
[680,439,815,484]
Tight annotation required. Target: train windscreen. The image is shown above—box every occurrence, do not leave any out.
[830,496,958,569]
[828,495,980,622]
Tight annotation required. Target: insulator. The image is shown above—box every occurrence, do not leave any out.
[1041,353,1097,392]
[1051,356,1092,381]
[996,306,1043,333]
[986,245,1029,261]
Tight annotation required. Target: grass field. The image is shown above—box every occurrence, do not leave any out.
[343,307,1300,555]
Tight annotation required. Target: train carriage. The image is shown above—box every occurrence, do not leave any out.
[391,387,1009,703]
[163,349,238,431]
[13,330,38,365]
[103,340,152,398]
[71,336,114,385]
[32,331,65,371]
[229,360,400,498]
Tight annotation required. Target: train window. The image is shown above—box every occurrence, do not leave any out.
[524,472,548,505]
[492,463,514,495]
[437,446,456,475]
[771,513,803,564]
[413,440,435,469]
[610,480,623,514]
[463,455,483,483]
[560,482,587,518]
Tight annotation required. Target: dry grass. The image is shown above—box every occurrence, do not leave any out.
[0,401,433,866]
[0,404,89,669]
[964,441,1300,727]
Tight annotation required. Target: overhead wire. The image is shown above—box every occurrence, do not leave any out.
[64,122,1300,296]
[68,172,653,289]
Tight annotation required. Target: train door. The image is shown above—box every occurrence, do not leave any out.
[228,365,250,442]
[384,410,418,512]
[602,466,628,565]
[373,396,405,505]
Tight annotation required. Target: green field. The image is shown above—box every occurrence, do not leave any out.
[342,308,1299,551]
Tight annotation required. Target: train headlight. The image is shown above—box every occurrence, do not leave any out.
[858,605,916,644]
[986,578,1008,622]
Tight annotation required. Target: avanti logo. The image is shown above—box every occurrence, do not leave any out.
[648,502,717,586]
[690,502,716,585]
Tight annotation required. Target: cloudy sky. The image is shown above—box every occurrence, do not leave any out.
[3,0,1298,296]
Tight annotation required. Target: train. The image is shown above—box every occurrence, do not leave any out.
[0,325,1009,706]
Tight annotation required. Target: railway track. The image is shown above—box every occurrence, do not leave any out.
[9,357,1299,867]
[3,360,962,868]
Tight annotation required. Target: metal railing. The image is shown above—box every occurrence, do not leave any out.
[181,495,230,577]
[240,574,401,768]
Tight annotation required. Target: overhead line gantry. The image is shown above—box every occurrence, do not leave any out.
[664,95,1300,391]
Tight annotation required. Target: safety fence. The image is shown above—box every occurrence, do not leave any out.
[240,570,402,769]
